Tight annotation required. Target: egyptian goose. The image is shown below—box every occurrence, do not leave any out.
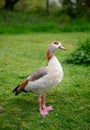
[13,41,66,116]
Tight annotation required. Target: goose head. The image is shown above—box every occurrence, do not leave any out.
[49,41,66,52]
[46,41,66,61]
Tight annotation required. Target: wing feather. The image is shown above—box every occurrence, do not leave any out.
[27,67,48,81]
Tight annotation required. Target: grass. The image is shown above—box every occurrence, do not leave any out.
[0,10,90,34]
[0,32,90,130]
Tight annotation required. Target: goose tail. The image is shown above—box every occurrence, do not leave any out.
[13,79,28,95]
[12,85,20,95]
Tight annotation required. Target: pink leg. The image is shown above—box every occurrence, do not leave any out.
[41,94,53,112]
[38,97,48,116]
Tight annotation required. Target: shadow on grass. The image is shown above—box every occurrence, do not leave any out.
[0,93,39,129]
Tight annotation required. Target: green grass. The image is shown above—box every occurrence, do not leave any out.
[0,10,90,34]
[0,32,90,130]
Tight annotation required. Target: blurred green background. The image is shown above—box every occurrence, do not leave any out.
[0,0,90,34]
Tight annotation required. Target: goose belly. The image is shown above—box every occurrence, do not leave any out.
[25,75,56,94]
[25,71,63,94]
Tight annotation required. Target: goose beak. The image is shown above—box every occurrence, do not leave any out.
[59,46,66,50]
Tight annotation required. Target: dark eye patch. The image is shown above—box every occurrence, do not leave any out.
[54,41,59,45]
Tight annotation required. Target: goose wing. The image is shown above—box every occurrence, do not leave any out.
[27,66,48,81]
[13,67,48,95]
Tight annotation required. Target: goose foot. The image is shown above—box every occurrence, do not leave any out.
[43,106,53,111]
[38,95,53,116]
[39,109,48,116]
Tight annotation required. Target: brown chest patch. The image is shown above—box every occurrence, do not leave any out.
[46,49,54,61]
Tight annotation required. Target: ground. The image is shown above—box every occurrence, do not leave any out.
[0,32,90,130]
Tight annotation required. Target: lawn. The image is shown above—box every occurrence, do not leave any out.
[0,32,90,130]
